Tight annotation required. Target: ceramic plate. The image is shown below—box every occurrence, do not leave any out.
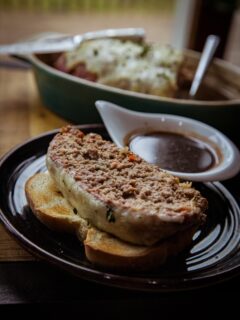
[0,124,240,292]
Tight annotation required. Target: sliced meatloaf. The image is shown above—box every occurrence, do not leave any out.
[46,126,207,246]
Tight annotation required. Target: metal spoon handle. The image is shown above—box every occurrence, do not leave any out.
[189,35,220,98]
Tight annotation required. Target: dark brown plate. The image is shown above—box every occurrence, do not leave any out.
[0,124,240,292]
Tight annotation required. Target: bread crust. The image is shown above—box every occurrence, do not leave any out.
[25,172,199,271]
[84,226,196,270]
[25,173,88,238]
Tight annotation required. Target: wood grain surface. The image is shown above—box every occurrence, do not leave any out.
[0,58,68,261]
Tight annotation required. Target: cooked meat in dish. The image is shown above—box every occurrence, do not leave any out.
[54,39,183,97]
[46,126,207,246]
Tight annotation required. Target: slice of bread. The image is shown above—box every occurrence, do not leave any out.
[25,172,197,271]
[25,172,88,240]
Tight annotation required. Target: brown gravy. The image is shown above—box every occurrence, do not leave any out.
[128,131,218,173]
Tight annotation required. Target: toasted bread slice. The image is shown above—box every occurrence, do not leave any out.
[84,226,196,270]
[25,172,197,270]
[25,172,88,240]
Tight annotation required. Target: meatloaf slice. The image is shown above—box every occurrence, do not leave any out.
[46,126,207,246]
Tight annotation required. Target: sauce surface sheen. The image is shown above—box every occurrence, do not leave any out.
[129,131,217,173]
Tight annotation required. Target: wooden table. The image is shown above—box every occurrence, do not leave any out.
[0,56,68,263]
[0,56,240,315]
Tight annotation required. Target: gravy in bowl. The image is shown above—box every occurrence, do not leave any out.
[128,131,219,173]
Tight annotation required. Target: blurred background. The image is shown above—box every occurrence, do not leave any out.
[0,0,239,65]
